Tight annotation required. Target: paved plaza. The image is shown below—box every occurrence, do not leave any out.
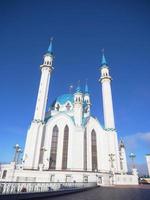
[43,185,150,200]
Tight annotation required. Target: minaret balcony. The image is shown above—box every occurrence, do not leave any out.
[99,75,112,82]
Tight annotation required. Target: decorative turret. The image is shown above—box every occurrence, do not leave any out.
[84,82,91,117]
[73,83,83,126]
[42,39,53,67]
[99,52,115,130]
[33,39,54,122]
[119,140,128,173]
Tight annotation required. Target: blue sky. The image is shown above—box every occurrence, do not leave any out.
[0,0,150,174]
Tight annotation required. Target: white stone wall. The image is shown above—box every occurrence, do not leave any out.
[0,164,138,185]
[114,174,138,185]
[86,117,110,172]
[43,113,75,170]
[23,122,44,170]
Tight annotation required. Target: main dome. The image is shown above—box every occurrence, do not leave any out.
[56,94,74,105]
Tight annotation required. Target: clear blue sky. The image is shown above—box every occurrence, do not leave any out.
[0,0,150,174]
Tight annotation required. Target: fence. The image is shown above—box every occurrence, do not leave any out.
[0,181,96,195]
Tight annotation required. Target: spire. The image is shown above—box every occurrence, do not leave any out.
[120,140,125,148]
[85,84,88,93]
[47,37,53,54]
[101,49,107,66]
[76,80,81,93]
[85,79,89,94]
[69,84,73,94]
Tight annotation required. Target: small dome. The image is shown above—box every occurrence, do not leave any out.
[56,94,74,105]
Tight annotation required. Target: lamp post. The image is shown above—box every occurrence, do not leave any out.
[16,148,23,164]
[13,144,20,163]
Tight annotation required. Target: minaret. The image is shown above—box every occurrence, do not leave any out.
[99,53,115,130]
[23,40,54,169]
[119,140,128,173]
[145,154,150,177]
[73,84,83,126]
[84,82,91,117]
[34,39,54,122]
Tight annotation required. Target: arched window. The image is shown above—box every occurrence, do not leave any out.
[49,125,59,169]
[84,129,87,170]
[91,129,97,171]
[56,104,60,111]
[62,125,69,169]
[66,103,71,111]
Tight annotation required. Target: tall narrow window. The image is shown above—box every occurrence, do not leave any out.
[49,125,59,169]
[66,103,71,111]
[62,125,69,169]
[84,128,87,170]
[91,129,97,171]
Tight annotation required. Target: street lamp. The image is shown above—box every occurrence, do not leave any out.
[16,148,23,164]
[13,144,23,164]
[13,144,20,163]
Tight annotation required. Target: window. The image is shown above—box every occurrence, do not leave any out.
[49,125,59,169]
[2,170,7,179]
[83,175,88,183]
[91,129,97,171]
[66,103,71,111]
[84,129,87,170]
[65,175,71,182]
[50,174,55,182]
[62,125,69,169]
[56,104,60,111]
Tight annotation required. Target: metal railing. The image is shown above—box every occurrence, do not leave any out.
[0,181,96,195]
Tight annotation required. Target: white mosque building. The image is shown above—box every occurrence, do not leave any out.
[0,41,138,185]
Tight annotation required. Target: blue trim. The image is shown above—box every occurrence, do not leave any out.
[101,53,107,66]
[48,40,53,54]
[76,85,81,93]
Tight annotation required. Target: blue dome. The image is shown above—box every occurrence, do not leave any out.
[56,94,74,105]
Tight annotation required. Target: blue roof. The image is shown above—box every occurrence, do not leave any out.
[76,85,81,93]
[56,94,74,105]
[48,39,53,54]
[101,53,107,66]
[85,83,89,93]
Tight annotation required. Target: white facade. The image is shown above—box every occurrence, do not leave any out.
[146,154,150,177]
[0,46,138,185]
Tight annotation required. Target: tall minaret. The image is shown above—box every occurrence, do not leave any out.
[34,40,54,122]
[23,40,54,169]
[99,52,121,172]
[99,53,115,129]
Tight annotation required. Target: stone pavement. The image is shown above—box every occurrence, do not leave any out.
[43,185,150,200]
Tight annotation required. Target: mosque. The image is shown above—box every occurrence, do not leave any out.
[0,41,138,185]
